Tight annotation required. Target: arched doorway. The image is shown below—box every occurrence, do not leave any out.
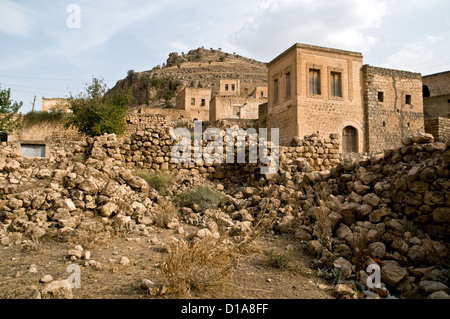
[423,85,430,98]
[343,126,358,154]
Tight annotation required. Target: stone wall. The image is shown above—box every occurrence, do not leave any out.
[7,120,84,159]
[175,87,211,121]
[425,117,450,142]
[363,65,424,153]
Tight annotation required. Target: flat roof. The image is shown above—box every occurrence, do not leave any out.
[423,70,450,78]
[268,43,363,66]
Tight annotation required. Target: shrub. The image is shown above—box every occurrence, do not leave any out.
[134,170,174,196]
[219,56,225,62]
[0,84,22,134]
[162,90,175,101]
[161,238,235,295]
[174,186,226,213]
[264,249,290,270]
[154,201,179,229]
[66,77,130,137]
[23,111,66,125]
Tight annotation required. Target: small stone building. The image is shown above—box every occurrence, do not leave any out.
[175,87,211,121]
[265,43,425,153]
[209,79,268,122]
[42,97,71,113]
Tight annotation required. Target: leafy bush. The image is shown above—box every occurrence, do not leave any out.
[0,84,22,134]
[134,170,174,196]
[175,186,226,213]
[66,77,130,136]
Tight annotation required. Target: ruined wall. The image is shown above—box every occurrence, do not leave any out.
[424,117,450,142]
[7,120,84,159]
[363,66,424,153]
[423,71,450,119]
[209,96,264,122]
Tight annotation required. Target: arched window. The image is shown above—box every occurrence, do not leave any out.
[343,126,358,154]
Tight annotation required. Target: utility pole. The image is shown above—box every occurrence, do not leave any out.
[31,95,36,112]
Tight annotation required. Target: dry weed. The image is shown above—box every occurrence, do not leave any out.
[161,238,236,295]
[154,201,178,228]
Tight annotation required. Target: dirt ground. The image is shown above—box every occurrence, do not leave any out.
[0,226,335,300]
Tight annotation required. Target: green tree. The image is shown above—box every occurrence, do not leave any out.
[66,77,129,136]
[0,84,22,134]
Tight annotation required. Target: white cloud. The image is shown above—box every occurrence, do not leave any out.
[230,0,388,61]
[382,34,447,74]
[0,0,34,36]
[169,41,190,53]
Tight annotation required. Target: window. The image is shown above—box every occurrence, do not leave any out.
[260,91,264,98]
[225,84,229,91]
[231,84,236,91]
[330,72,342,97]
[191,98,195,106]
[378,92,384,102]
[309,69,321,95]
[21,144,46,158]
[201,99,206,107]
[285,72,291,98]
[405,95,412,105]
[274,79,279,103]
[0,132,7,143]
[382,121,386,128]
[407,123,411,128]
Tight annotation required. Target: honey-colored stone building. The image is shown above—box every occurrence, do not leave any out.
[175,87,211,121]
[265,43,425,153]
[42,97,71,113]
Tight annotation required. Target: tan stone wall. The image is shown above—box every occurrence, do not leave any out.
[424,117,450,142]
[267,46,298,146]
[210,96,263,121]
[364,66,424,153]
[250,86,268,99]
[423,95,450,118]
[423,71,450,97]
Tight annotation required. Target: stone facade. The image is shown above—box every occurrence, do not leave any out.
[175,87,211,121]
[364,66,424,153]
[267,43,365,151]
[424,117,450,142]
[266,43,425,153]
[422,71,450,119]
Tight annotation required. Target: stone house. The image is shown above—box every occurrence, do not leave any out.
[209,79,268,122]
[265,43,424,153]
[175,87,211,121]
[42,97,71,113]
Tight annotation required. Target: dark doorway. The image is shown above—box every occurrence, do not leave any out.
[423,85,430,98]
[343,126,358,154]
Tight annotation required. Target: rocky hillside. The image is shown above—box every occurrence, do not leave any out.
[108,47,268,108]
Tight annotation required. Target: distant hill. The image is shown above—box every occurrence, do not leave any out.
[108,47,268,109]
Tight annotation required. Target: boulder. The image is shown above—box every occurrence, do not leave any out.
[381,261,408,287]
[419,281,449,294]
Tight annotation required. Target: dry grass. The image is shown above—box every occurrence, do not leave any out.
[161,238,236,295]
[350,232,370,273]
[154,201,179,229]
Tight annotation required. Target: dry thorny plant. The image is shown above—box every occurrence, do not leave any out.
[160,198,277,296]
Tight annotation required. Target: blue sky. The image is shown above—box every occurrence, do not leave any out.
[1,0,450,113]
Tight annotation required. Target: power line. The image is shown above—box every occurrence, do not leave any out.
[0,74,113,82]
[1,83,69,93]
